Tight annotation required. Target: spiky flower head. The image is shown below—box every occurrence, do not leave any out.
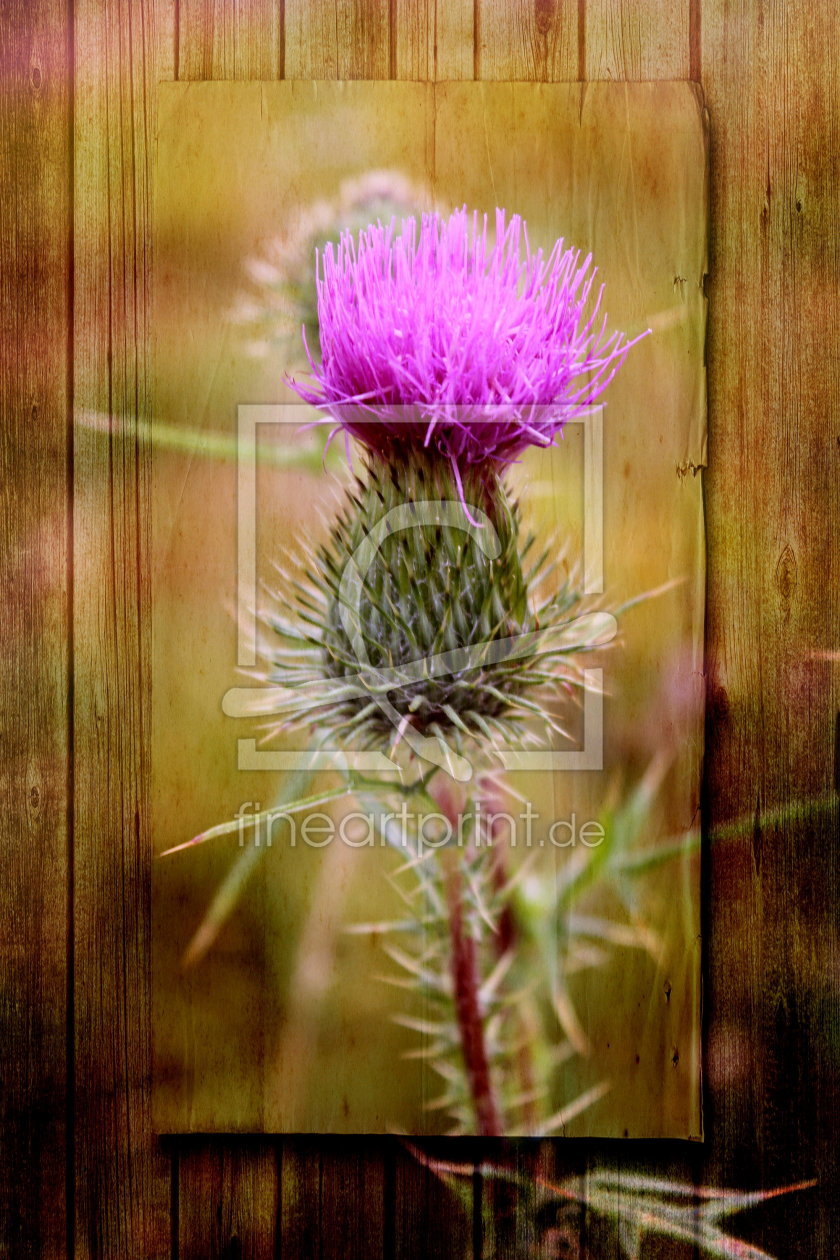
[289,206,648,482]
[256,455,612,778]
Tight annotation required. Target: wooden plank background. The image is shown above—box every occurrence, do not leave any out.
[2,0,838,1255]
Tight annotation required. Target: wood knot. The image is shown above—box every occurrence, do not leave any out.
[774,544,798,602]
[706,679,730,724]
[26,763,42,822]
[752,792,762,875]
[534,0,555,37]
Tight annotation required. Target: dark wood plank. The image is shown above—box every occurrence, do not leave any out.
[391,1140,474,1260]
[0,1,71,1255]
[702,0,840,1253]
[177,1142,279,1258]
[72,0,175,1253]
[320,1142,386,1258]
[280,1139,386,1260]
[278,1140,321,1260]
[479,1143,553,1260]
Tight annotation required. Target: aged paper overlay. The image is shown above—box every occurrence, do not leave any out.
[153,82,707,1136]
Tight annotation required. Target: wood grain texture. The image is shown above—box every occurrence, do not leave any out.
[391,1141,475,1258]
[280,1139,386,1258]
[570,0,703,1246]
[476,0,577,80]
[3,0,840,1254]
[392,0,474,79]
[72,0,174,1253]
[169,5,282,1248]
[576,6,704,1247]
[202,20,396,1260]
[702,0,840,1253]
[284,0,390,78]
[585,0,691,80]
[178,0,284,79]
[177,1142,279,1257]
[0,1,70,1256]
[440,19,564,1235]
[480,1143,555,1258]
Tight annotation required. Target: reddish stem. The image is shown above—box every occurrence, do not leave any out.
[443,856,502,1138]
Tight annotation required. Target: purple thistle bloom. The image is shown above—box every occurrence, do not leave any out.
[289,206,649,487]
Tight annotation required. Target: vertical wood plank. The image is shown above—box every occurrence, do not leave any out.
[279,14,395,1256]
[434,0,475,79]
[391,0,433,79]
[177,0,283,80]
[702,0,840,1253]
[392,0,474,80]
[573,10,703,1245]
[450,3,581,1236]
[284,0,390,78]
[177,1142,279,1258]
[391,1141,474,1259]
[278,1140,321,1259]
[320,1143,386,1258]
[572,13,703,1256]
[475,0,577,81]
[584,0,691,80]
[480,1143,553,1260]
[280,1140,387,1260]
[0,1,70,1255]
[373,13,474,1250]
[73,0,175,1253]
[171,11,283,1248]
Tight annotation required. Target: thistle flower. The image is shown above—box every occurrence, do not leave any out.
[289,206,648,484]
[255,454,612,770]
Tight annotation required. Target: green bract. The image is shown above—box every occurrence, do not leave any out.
[259,454,602,763]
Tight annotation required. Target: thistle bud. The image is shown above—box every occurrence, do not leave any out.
[259,453,606,772]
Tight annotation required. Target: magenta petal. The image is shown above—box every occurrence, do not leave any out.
[287,206,649,469]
